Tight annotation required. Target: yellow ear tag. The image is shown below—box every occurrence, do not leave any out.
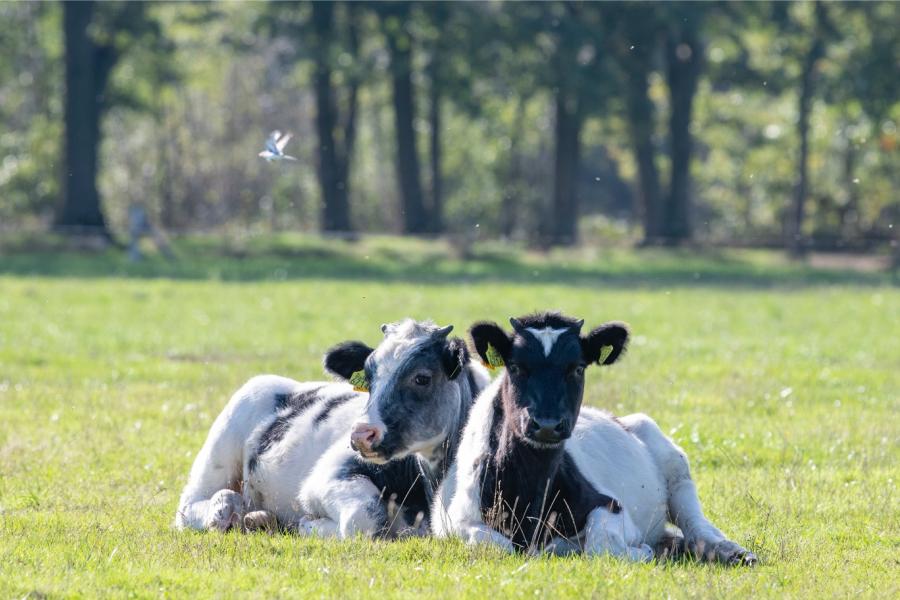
[484,343,505,370]
[598,345,614,364]
[349,370,369,392]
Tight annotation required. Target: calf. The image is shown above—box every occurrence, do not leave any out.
[431,312,757,565]
[174,319,489,538]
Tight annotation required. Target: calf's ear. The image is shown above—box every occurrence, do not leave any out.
[441,337,469,380]
[581,322,629,366]
[469,321,512,369]
[323,341,374,379]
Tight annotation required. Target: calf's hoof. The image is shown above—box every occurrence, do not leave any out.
[463,525,514,553]
[710,540,758,567]
[244,510,277,532]
[204,489,244,532]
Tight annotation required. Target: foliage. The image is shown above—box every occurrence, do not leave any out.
[1,1,897,248]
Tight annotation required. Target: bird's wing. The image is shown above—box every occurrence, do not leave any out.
[265,131,282,154]
[275,132,293,152]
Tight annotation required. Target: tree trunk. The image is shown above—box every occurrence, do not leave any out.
[620,46,663,245]
[428,55,443,234]
[788,1,827,256]
[550,87,582,246]
[840,130,859,240]
[384,5,428,235]
[662,26,702,244]
[500,97,527,239]
[156,108,176,230]
[312,2,352,233]
[57,1,109,237]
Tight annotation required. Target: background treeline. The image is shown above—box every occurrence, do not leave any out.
[1,1,897,252]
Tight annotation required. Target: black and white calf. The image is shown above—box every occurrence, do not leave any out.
[174,319,489,538]
[431,313,757,565]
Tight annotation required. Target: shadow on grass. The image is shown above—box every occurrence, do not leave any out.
[0,234,895,289]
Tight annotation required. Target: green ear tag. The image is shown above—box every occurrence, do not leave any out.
[485,343,505,370]
[598,345,614,364]
[349,370,369,392]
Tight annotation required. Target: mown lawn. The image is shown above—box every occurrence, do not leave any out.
[1,236,897,598]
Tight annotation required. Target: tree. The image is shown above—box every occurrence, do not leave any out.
[57,1,109,236]
[787,1,832,256]
[661,6,705,244]
[311,2,358,233]
[57,1,162,238]
[420,2,452,234]
[606,6,664,243]
[550,47,584,246]
[380,2,428,235]
[523,2,602,247]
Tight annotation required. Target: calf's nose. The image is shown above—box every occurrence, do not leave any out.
[350,423,383,453]
[527,416,569,443]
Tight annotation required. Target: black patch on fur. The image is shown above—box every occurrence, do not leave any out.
[335,455,432,537]
[312,393,356,427]
[248,387,324,472]
[323,341,374,379]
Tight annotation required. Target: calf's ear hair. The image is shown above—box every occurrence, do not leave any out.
[323,341,374,380]
[581,322,629,366]
[469,321,512,367]
[441,337,469,380]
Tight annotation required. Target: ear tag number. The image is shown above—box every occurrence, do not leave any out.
[598,345,614,364]
[349,370,369,392]
[484,343,505,370]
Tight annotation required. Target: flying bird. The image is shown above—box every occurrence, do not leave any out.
[258,130,297,162]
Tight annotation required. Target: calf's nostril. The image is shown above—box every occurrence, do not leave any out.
[350,424,382,452]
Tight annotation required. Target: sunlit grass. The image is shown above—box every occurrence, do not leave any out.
[0,236,897,598]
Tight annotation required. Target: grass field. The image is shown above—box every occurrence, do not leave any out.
[1,235,897,598]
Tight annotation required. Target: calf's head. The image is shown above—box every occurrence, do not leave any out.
[323,319,470,464]
[470,312,628,448]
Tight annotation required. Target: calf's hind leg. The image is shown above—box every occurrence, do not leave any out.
[620,413,757,566]
[175,408,248,531]
[583,506,654,562]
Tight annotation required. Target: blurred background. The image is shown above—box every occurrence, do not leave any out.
[1,0,897,258]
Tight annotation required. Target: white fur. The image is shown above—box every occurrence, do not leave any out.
[433,379,748,562]
[525,327,568,357]
[431,376,503,540]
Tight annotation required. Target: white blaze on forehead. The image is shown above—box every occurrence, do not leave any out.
[525,327,569,356]
[371,318,441,379]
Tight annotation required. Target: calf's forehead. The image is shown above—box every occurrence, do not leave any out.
[366,319,444,381]
[513,328,581,363]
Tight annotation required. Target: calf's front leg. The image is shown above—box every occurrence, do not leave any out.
[301,477,388,538]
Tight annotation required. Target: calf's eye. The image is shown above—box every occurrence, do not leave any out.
[414,374,431,386]
[507,363,526,377]
[571,365,585,377]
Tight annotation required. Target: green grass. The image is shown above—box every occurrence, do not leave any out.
[1,235,897,598]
